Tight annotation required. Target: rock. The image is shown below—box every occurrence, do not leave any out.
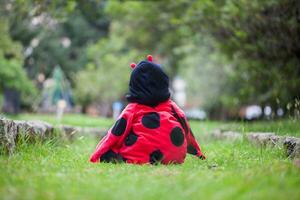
[211,129,222,138]
[1,117,108,155]
[78,127,107,137]
[246,132,287,148]
[247,132,300,158]
[14,120,54,140]
[247,132,276,146]
[268,135,286,147]
[283,137,300,159]
[211,129,300,159]
[0,118,54,154]
[0,118,18,155]
[211,129,243,142]
[60,125,77,140]
[60,125,108,140]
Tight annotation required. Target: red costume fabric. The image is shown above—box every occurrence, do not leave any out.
[90,99,205,164]
[90,55,205,164]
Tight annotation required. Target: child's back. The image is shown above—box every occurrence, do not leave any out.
[90,55,205,164]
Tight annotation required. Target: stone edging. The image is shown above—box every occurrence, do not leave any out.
[0,118,107,155]
[211,129,300,159]
[2,117,299,160]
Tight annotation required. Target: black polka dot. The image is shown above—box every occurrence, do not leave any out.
[124,130,138,146]
[170,127,184,146]
[100,150,125,163]
[100,150,117,162]
[111,117,127,136]
[187,144,198,155]
[142,112,160,129]
[149,149,164,164]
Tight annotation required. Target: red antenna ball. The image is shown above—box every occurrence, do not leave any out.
[147,55,153,62]
[130,63,137,69]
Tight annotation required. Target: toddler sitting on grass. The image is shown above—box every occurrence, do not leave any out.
[90,55,205,164]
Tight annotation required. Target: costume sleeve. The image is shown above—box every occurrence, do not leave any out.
[171,102,206,159]
[186,124,206,159]
[89,104,135,163]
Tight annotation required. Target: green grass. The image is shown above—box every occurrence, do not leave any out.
[5,113,300,136]
[1,114,300,200]
[1,137,299,200]
[190,119,300,136]
[6,113,113,128]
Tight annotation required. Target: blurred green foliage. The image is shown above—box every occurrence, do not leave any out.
[3,0,108,79]
[0,19,36,96]
[0,0,299,116]
[184,0,300,111]
[74,34,138,107]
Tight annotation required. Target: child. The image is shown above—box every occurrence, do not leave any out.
[90,55,205,164]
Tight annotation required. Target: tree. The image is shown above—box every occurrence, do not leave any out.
[0,19,36,113]
[178,34,230,109]
[185,0,300,111]
[3,0,109,79]
[105,0,193,80]
[74,31,138,112]
[1,0,110,112]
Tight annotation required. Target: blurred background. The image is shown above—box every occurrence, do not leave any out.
[0,0,299,121]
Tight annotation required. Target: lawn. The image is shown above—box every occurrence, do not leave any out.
[0,114,300,200]
[6,113,113,128]
[6,113,300,136]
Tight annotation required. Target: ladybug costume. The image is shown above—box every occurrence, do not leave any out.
[90,55,205,164]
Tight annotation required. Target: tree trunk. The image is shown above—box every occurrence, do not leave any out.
[2,88,20,114]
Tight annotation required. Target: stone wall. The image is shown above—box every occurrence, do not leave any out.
[211,129,300,159]
[0,118,107,155]
[1,117,299,160]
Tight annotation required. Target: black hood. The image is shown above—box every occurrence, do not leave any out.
[126,61,170,107]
